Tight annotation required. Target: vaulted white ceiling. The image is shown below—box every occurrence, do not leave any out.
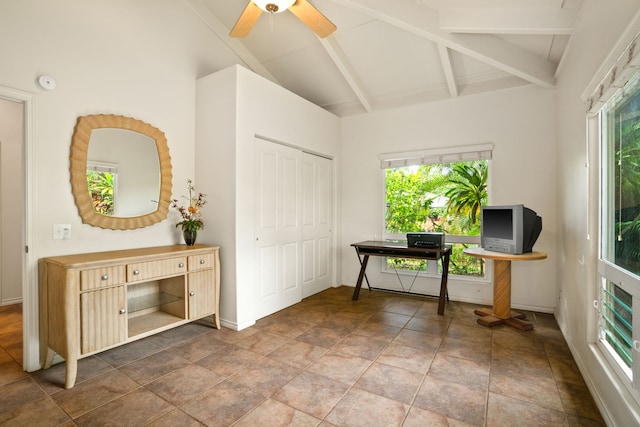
[185,0,582,116]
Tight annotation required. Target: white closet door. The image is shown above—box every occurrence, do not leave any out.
[302,153,333,298]
[254,138,302,319]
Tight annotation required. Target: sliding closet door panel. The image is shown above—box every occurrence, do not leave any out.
[302,153,333,298]
[254,138,302,319]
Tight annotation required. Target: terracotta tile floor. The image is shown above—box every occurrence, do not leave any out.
[0,287,605,426]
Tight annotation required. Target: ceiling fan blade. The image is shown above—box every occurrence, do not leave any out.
[230,1,263,37]
[289,0,336,38]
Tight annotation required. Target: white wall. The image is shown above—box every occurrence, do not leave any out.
[340,85,558,312]
[195,67,239,327]
[0,0,242,257]
[0,0,241,370]
[196,65,342,329]
[556,1,640,425]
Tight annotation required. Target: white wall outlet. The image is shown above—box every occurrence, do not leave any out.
[53,224,71,240]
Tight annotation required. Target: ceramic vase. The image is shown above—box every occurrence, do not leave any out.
[183,229,197,246]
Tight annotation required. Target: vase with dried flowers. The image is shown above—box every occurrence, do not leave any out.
[170,179,207,246]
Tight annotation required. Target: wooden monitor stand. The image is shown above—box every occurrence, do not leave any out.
[463,247,547,331]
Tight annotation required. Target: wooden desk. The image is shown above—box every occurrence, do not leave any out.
[463,247,547,331]
[351,241,451,315]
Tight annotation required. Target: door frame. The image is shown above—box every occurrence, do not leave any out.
[0,85,37,372]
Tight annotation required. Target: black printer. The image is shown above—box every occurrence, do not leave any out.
[406,232,445,249]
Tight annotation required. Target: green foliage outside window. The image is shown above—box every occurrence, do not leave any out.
[611,86,640,275]
[87,170,114,216]
[385,161,487,276]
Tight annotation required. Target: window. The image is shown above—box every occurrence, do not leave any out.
[597,67,640,394]
[381,144,492,278]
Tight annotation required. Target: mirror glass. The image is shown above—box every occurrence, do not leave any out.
[70,114,172,230]
[87,128,160,217]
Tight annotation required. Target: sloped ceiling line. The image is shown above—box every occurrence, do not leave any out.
[183,0,280,84]
[318,36,374,112]
[183,0,580,116]
[329,0,557,88]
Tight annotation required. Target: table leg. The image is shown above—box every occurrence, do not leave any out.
[474,259,533,331]
[492,259,512,319]
[352,254,369,301]
[437,251,450,315]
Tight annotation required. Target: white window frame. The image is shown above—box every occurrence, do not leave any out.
[588,65,640,403]
[581,18,640,411]
[595,102,640,398]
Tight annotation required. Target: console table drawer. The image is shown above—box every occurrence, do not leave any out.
[80,266,126,291]
[127,257,187,282]
[188,253,214,271]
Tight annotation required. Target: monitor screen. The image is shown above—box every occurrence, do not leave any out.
[482,208,513,240]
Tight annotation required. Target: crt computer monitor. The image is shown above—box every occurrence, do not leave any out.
[480,204,542,254]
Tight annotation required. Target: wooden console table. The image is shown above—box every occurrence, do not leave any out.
[351,241,451,315]
[39,244,220,388]
[463,247,547,331]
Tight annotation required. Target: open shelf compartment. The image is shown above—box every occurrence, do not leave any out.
[126,276,186,338]
[127,291,183,314]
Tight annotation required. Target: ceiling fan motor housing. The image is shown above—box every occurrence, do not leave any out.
[253,0,295,14]
[231,0,336,38]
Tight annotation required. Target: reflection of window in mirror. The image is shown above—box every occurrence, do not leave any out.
[87,161,118,216]
[87,127,161,218]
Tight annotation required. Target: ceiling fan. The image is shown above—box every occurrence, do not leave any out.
[230,0,336,38]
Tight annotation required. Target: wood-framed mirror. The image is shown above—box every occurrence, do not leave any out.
[70,114,172,230]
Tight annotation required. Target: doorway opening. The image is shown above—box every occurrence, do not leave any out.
[0,87,36,372]
[0,97,24,369]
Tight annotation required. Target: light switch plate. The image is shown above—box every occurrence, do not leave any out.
[53,224,71,240]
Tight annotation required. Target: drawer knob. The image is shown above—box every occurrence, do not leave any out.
[189,291,195,296]
[200,259,205,264]
[133,270,140,275]
[179,263,185,268]
[101,275,108,281]
[119,308,126,314]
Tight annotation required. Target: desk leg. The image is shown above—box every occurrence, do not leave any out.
[474,259,532,331]
[352,254,370,301]
[437,251,450,315]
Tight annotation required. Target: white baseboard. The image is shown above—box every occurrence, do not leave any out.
[1,297,22,306]
[219,318,255,331]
